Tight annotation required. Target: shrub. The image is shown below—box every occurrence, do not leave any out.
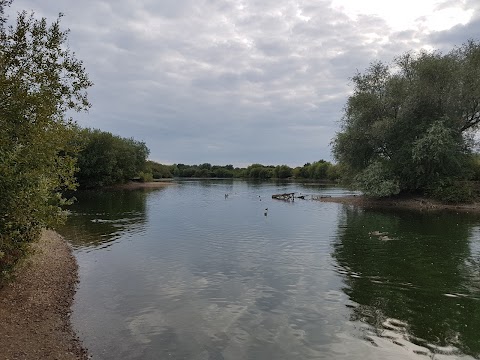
[429,182,475,204]
[354,161,400,198]
[138,171,154,183]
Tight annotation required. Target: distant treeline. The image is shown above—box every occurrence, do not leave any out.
[71,129,340,188]
[144,160,340,181]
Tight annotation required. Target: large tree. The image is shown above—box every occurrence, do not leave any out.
[333,40,480,199]
[75,128,150,189]
[0,0,92,273]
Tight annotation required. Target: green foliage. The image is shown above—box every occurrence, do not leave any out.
[292,160,340,181]
[211,165,234,178]
[138,171,153,183]
[354,161,400,197]
[75,128,150,188]
[148,160,340,181]
[333,41,480,200]
[326,164,341,181]
[145,161,173,179]
[0,1,91,274]
[429,181,474,204]
[199,163,212,170]
[246,164,274,179]
[411,119,467,189]
[194,168,211,177]
[273,165,292,179]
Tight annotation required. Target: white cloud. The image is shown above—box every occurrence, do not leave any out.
[331,0,473,32]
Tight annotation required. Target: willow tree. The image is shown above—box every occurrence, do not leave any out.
[333,40,480,200]
[0,0,92,273]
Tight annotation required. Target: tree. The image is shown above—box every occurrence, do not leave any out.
[333,41,480,198]
[0,1,92,273]
[273,165,292,179]
[75,128,150,188]
[247,164,274,179]
[145,161,173,179]
[292,160,340,181]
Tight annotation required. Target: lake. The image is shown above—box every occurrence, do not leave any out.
[59,180,480,359]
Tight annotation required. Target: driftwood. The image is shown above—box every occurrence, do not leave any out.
[272,193,295,201]
[311,195,331,200]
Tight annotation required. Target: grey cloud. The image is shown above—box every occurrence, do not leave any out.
[8,0,480,166]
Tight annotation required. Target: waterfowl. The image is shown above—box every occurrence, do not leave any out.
[369,231,387,236]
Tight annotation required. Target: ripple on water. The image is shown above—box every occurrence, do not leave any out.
[64,182,480,360]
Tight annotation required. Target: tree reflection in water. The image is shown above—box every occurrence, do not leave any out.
[332,206,480,358]
[60,189,161,250]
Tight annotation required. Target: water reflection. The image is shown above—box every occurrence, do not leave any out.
[61,189,159,250]
[64,182,357,359]
[61,182,480,360]
[333,206,480,358]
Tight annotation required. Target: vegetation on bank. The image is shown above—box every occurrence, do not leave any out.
[333,40,480,203]
[75,128,149,189]
[143,160,340,181]
[0,1,92,276]
[0,0,151,277]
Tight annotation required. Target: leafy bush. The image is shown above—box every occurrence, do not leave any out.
[138,171,154,183]
[354,161,400,197]
[429,182,475,204]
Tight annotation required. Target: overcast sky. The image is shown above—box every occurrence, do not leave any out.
[9,0,480,166]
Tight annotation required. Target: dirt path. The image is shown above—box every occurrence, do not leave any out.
[0,230,87,360]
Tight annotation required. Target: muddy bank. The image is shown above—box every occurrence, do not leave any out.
[318,195,480,212]
[0,230,87,360]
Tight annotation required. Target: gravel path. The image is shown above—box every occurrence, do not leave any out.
[0,230,88,360]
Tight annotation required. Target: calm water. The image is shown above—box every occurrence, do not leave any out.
[60,181,480,359]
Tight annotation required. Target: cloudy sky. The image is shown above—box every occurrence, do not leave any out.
[9,0,480,166]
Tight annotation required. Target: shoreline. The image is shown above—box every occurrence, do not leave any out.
[107,180,175,190]
[0,230,88,359]
[318,195,480,212]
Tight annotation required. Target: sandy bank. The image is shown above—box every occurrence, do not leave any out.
[0,230,87,360]
[318,195,480,212]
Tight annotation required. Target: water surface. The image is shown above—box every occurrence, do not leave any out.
[60,181,480,359]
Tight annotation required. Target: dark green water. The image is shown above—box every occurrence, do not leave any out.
[60,181,480,359]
